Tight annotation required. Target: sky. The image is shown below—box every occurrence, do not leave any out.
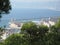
[10,0,60,11]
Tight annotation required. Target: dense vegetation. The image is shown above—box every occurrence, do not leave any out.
[1,20,60,45]
[0,0,11,18]
[0,27,5,39]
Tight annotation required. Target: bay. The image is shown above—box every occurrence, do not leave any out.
[0,8,60,27]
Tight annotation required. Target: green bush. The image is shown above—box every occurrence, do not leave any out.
[21,22,49,45]
[4,34,29,45]
[3,21,60,45]
[0,42,3,45]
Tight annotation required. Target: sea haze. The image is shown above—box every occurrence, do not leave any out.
[2,8,60,20]
[0,9,60,26]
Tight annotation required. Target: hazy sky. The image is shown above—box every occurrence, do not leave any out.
[10,0,60,11]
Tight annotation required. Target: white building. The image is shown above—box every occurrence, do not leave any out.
[40,20,55,27]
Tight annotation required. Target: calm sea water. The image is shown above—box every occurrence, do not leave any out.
[0,8,60,27]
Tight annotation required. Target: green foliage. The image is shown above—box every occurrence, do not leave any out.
[21,22,49,45]
[55,18,60,29]
[0,27,4,32]
[0,0,11,18]
[4,34,29,45]
[0,42,3,45]
[21,22,38,35]
[21,21,60,45]
[0,27,5,36]
[3,21,60,45]
[38,25,49,35]
[0,0,11,13]
[45,19,60,45]
[45,31,60,45]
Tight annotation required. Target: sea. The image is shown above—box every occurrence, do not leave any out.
[0,8,60,27]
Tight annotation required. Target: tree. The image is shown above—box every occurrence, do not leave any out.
[38,25,49,35]
[55,18,60,30]
[0,0,11,18]
[21,22,38,35]
[45,28,60,45]
[45,19,60,45]
[0,27,5,39]
[35,25,49,45]
[21,22,49,45]
[21,21,60,45]
[4,20,60,45]
[50,19,60,45]
[4,34,29,45]
[0,42,3,45]
[21,22,38,45]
